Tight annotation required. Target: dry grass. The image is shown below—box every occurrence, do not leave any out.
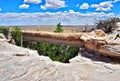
[20,25,94,33]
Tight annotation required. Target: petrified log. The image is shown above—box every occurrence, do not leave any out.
[84,39,120,57]
[22,31,120,57]
[22,31,84,47]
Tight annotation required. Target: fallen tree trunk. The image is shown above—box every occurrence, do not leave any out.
[22,31,84,47]
[22,31,120,57]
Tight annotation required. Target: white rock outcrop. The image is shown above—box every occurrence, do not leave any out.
[0,40,120,81]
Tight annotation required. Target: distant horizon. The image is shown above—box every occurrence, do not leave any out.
[0,24,96,27]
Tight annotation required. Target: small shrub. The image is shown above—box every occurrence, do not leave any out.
[0,27,9,39]
[11,27,22,46]
[54,22,63,33]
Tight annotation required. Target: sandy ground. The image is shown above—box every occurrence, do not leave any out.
[18,25,94,33]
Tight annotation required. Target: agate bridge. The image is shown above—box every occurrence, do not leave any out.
[22,31,120,57]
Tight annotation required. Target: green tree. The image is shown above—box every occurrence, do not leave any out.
[96,17,120,33]
[54,22,63,33]
[11,27,22,46]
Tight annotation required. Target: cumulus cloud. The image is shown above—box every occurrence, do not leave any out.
[0,11,115,26]
[19,4,29,9]
[24,0,41,4]
[80,3,89,9]
[91,1,113,11]
[40,0,66,10]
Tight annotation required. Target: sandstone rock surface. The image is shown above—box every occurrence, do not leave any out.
[94,29,106,37]
[0,41,120,81]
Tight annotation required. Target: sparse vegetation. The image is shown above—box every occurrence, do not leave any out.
[0,27,9,39]
[11,27,22,46]
[95,17,120,33]
[23,41,79,63]
[36,29,40,31]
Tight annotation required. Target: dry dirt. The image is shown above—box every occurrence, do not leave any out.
[18,25,94,33]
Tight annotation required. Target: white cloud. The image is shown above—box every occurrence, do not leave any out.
[40,0,66,10]
[0,8,1,11]
[114,0,120,2]
[40,5,46,10]
[69,10,75,14]
[91,1,113,11]
[0,11,115,26]
[24,0,41,4]
[19,4,29,9]
[80,3,89,9]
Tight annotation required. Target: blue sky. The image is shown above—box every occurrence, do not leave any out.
[0,0,120,26]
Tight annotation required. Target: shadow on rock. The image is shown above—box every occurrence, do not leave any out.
[79,47,120,64]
